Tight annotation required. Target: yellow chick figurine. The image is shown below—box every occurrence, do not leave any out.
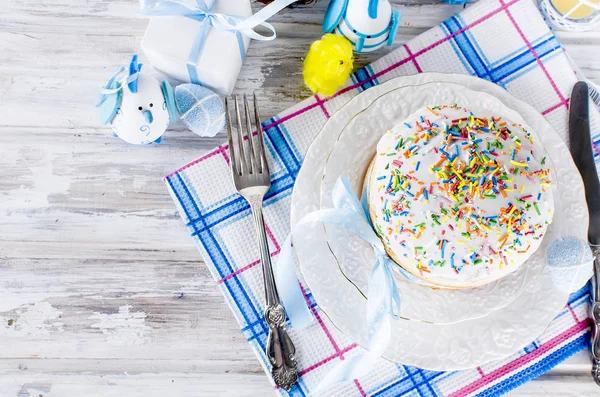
[303,34,354,97]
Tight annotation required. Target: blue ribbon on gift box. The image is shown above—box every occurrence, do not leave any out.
[140,0,300,84]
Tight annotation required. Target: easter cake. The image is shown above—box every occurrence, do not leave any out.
[367,104,554,288]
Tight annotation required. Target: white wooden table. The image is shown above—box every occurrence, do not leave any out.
[2,1,600,395]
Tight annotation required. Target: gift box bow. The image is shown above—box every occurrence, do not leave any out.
[139,0,300,84]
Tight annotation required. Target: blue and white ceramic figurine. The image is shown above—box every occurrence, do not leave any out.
[323,0,401,54]
[96,55,225,144]
[96,55,177,145]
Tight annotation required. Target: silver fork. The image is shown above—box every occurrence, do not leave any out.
[226,94,298,391]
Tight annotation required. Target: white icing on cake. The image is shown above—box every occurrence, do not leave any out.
[369,105,554,288]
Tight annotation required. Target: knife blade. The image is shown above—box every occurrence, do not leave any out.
[568,81,600,386]
[569,82,600,243]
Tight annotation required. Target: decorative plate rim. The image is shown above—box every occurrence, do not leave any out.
[289,73,590,370]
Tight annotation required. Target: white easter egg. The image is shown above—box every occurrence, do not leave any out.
[345,0,392,35]
[110,74,171,145]
[337,22,389,53]
[336,0,393,53]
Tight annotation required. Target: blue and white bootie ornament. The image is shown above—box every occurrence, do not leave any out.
[323,0,401,54]
[95,55,225,144]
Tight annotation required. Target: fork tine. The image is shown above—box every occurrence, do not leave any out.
[243,94,258,174]
[234,95,248,175]
[253,92,269,174]
[225,97,239,175]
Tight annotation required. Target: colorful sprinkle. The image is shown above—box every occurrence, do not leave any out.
[371,104,552,280]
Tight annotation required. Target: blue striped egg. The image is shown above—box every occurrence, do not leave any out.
[175,84,225,137]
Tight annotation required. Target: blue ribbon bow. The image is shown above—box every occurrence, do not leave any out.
[139,0,300,84]
[276,176,410,390]
[94,56,142,108]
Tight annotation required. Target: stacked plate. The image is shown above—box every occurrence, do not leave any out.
[289,73,591,371]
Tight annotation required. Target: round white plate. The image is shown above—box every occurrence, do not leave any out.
[320,81,555,324]
[290,73,590,370]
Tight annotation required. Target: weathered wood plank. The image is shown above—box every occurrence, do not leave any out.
[0,372,272,397]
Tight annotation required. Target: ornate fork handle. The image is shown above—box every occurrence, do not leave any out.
[592,246,600,386]
[266,304,298,390]
[249,198,298,391]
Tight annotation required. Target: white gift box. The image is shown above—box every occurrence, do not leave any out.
[141,0,252,96]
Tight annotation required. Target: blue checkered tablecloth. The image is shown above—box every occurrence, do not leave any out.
[165,0,600,395]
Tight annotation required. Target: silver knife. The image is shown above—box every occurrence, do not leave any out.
[568,81,600,386]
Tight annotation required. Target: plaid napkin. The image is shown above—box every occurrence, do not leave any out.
[165,0,600,395]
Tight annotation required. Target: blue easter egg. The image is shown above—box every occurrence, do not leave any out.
[546,236,593,267]
[175,84,225,137]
